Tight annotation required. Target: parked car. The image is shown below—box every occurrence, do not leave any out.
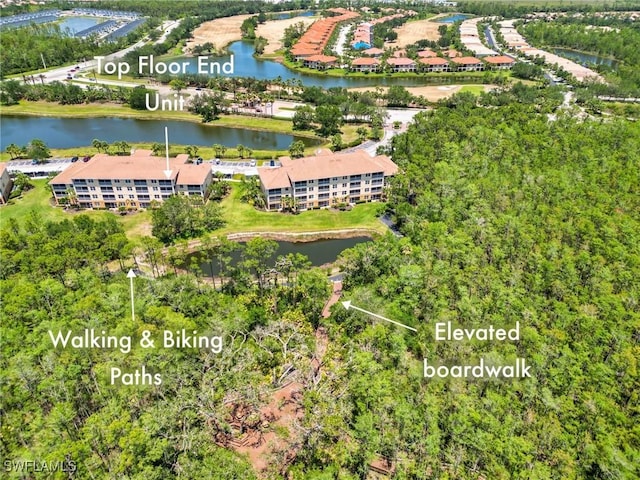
[71,156,79,162]
[82,156,91,162]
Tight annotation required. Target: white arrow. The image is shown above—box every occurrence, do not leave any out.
[342,300,417,332]
[163,126,172,179]
[127,269,137,322]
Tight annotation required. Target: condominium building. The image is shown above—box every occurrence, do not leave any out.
[0,163,13,204]
[258,149,398,212]
[49,149,212,209]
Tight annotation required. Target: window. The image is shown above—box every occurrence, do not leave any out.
[342,183,347,187]
[127,187,133,191]
[90,186,96,191]
[118,195,124,199]
[125,180,131,184]
[92,194,98,199]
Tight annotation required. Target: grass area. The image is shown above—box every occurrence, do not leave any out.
[0,178,152,238]
[0,180,388,241]
[460,85,488,95]
[216,184,388,236]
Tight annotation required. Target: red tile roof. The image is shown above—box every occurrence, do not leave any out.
[418,57,449,65]
[352,57,380,66]
[451,56,482,65]
[484,55,516,64]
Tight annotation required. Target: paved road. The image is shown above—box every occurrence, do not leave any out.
[333,25,351,57]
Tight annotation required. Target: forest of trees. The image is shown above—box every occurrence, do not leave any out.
[2,88,638,478]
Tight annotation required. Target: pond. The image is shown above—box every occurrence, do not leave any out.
[0,116,321,150]
[57,16,102,34]
[436,14,473,24]
[192,236,371,276]
[552,48,619,69]
[274,11,315,20]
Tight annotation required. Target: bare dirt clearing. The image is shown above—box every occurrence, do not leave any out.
[185,14,251,52]
[349,84,497,102]
[256,17,317,54]
[386,16,445,49]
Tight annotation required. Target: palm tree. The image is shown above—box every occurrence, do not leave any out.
[92,139,108,153]
[5,143,22,160]
[236,144,246,159]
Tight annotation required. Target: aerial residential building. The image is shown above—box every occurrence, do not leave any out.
[0,163,13,204]
[303,54,338,70]
[49,150,213,210]
[352,23,373,50]
[451,56,484,71]
[387,57,417,72]
[351,57,381,72]
[443,48,461,58]
[362,47,384,57]
[258,149,398,212]
[418,57,450,72]
[417,49,438,58]
[484,55,516,70]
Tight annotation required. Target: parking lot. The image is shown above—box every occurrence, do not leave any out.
[6,157,278,178]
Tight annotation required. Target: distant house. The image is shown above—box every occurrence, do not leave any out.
[304,54,338,70]
[392,49,407,58]
[418,57,450,72]
[483,55,516,70]
[387,57,417,72]
[0,163,13,204]
[451,56,484,71]
[351,57,381,72]
[362,47,384,57]
[443,48,461,58]
[352,22,373,50]
[417,49,437,58]
[258,149,398,211]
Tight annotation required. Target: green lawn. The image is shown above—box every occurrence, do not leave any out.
[0,179,152,237]
[216,185,388,236]
[1,180,388,241]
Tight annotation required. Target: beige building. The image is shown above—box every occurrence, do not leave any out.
[258,149,398,212]
[0,163,13,204]
[49,150,212,209]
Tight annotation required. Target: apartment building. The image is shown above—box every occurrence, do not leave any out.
[451,56,484,71]
[258,149,398,212]
[49,150,212,209]
[0,163,13,204]
[351,57,381,72]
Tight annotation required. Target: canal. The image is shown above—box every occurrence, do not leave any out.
[0,116,321,150]
[552,48,619,69]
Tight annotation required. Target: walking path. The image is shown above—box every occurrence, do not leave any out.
[322,280,343,318]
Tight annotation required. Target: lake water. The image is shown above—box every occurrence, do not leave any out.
[437,14,473,24]
[58,16,102,34]
[193,236,371,276]
[0,116,320,149]
[275,11,315,20]
[552,48,619,69]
